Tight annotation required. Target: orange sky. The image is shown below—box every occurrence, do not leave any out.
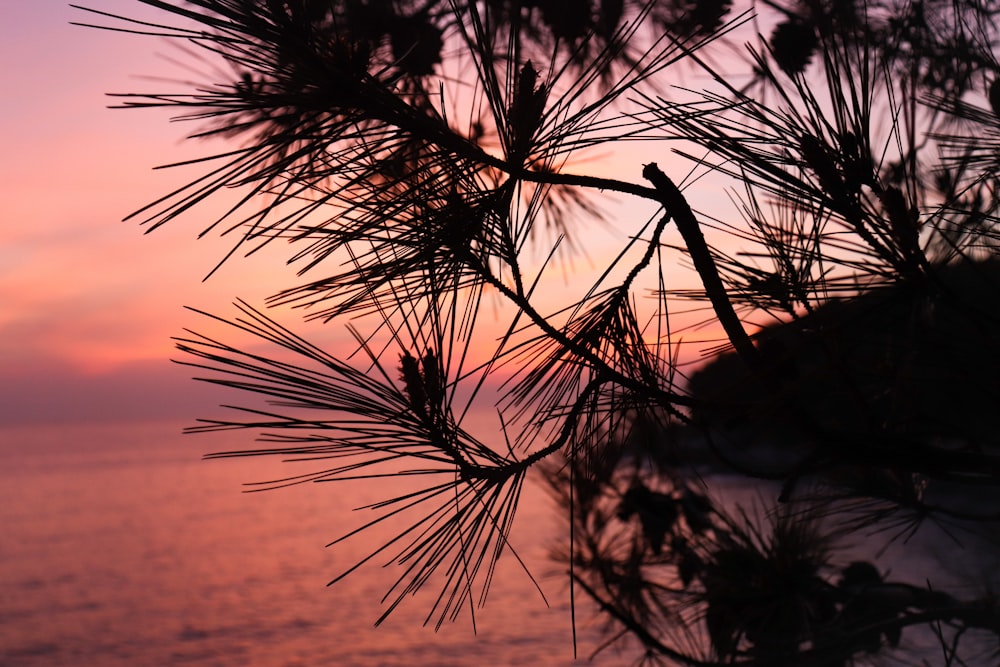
[4,2,267,422]
[1,1,734,426]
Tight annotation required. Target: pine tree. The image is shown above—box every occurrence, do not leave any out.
[80,1,1000,663]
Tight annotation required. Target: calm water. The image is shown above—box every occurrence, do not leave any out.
[4,422,998,665]
[0,421,631,666]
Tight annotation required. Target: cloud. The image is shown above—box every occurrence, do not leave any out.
[0,358,229,425]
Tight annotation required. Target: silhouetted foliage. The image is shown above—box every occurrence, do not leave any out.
[82,0,1000,663]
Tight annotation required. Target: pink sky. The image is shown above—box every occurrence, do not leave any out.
[2,2,731,426]
[2,2,328,423]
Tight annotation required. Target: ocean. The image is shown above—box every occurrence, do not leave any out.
[3,421,998,665]
[0,421,628,666]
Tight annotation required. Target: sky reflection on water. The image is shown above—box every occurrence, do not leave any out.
[0,420,629,666]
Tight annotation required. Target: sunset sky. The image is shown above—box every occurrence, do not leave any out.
[2,1,728,427]
[3,1,345,424]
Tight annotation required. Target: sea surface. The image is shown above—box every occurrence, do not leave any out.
[3,421,999,666]
[0,420,633,666]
